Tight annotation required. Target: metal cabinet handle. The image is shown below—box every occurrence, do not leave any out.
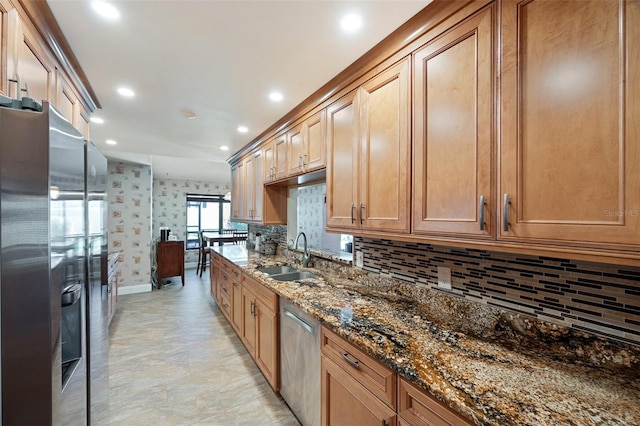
[298,155,303,168]
[360,203,364,225]
[351,203,356,224]
[284,309,314,333]
[232,282,238,287]
[303,154,307,166]
[250,301,255,316]
[502,193,510,232]
[381,421,387,426]
[479,195,486,231]
[340,351,360,369]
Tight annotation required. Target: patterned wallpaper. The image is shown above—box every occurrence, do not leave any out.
[296,183,341,251]
[356,237,640,345]
[107,162,153,288]
[153,178,230,264]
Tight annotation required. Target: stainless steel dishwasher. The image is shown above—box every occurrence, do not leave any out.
[279,298,320,426]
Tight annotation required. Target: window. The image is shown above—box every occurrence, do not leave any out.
[186,195,231,249]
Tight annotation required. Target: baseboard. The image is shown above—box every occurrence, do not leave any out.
[118,283,152,295]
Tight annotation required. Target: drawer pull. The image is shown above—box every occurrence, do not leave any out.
[340,351,360,369]
[360,203,364,225]
[250,301,255,316]
[351,203,355,224]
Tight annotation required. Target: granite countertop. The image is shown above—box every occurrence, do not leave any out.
[212,245,640,425]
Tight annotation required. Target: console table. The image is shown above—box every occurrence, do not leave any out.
[156,240,185,288]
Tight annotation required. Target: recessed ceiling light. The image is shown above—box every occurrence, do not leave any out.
[92,1,120,20]
[105,139,117,145]
[269,92,284,102]
[90,117,104,124]
[117,87,135,97]
[340,13,363,33]
[220,146,229,151]
[180,108,196,119]
[237,126,248,133]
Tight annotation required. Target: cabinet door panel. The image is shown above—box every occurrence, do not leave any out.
[413,6,494,237]
[500,0,640,248]
[288,123,305,176]
[321,356,397,426]
[306,109,326,171]
[359,58,411,233]
[274,134,288,181]
[255,302,278,390]
[240,287,256,355]
[18,23,51,103]
[263,142,275,182]
[252,151,263,222]
[244,156,255,220]
[326,90,359,229]
[231,280,242,334]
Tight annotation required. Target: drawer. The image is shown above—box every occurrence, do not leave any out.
[398,378,471,426]
[221,258,242,280]
[219,290,231,319]
[321,326,396,409]
[243,273,278,312]
[220,271,232,297]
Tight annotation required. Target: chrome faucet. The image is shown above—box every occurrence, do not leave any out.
[294,232,311,267]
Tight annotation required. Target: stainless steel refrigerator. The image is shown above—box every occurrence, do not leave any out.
[0,100,108,425]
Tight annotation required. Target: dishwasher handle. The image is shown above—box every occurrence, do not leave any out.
[284,309,314,334]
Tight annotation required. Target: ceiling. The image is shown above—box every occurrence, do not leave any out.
[47,0,429,183]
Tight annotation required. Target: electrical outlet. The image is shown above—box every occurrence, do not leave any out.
[355,251,364,268]
[437,266,452,290]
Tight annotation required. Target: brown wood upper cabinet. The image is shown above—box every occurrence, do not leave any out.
[264,133,288,183]
[287,109,326,176]
[499,0,640,251]
[412,5,494,239]
[326,57,411,234]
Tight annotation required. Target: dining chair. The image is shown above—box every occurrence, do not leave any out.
[221,229,235,235]
[233,230,248,244]
[196,231,210,277]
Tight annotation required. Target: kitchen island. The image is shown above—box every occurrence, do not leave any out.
[211,245,640,425]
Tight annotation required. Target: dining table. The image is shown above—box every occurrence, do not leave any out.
[203,232,245,246]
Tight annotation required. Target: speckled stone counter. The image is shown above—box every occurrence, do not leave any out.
[212,245,640,425]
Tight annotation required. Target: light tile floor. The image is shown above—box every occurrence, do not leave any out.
[99,268,300,425]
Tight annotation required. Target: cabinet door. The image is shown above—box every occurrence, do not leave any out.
[398,378,471,426]
[0,0,11,96]
[306,109,326,172]
[16,19,52,104]
[240,287,256,355]
[56,71,77,125]
[244,155,255,220]
[231,280,242,334]
[230,162,245,220]
[326,90,359,230]
[209,255,216,299]
[359,57,411,233]
[413,6,494,238]
[287,122,306,176]
[255,300,278,391]
[500,0,640,249]
[252,150,263,222]
[263,141,275,182]
[274,133,288,181]
[321,356,397,426]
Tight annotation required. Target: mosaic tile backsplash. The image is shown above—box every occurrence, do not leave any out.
[107,162,153,288]
[355,237,640,345]
[153,178,230,264]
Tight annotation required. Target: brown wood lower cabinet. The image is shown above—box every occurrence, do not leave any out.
[321,326,471,426]
[321,356,397,426]
[398,378,470,426]
[242,274,279,391]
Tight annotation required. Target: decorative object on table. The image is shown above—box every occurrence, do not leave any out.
[255,233,262,252]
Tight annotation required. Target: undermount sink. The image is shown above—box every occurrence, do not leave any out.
[258,265,298,275]
[270,271,318,282]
